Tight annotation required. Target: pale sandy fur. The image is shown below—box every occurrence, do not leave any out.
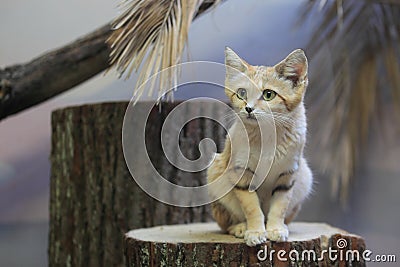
[207,48,313,246]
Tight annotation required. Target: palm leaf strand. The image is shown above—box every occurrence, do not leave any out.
[300,0,400,203]
[107,0,221,101]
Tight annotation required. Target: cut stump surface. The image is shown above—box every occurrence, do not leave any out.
[125,222,366,266]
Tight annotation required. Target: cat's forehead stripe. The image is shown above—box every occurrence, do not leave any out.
[255,66,263,78]
[255,66,266,80]
[251,66,267,89]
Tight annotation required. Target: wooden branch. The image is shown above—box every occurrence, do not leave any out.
[125,222,367,266]
[0,0,223,120]
[0,24,111,120]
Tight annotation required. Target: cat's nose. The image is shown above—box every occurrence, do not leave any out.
[245,106,254,114]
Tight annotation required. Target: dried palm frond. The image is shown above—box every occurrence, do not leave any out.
[107,0,222,101]
[299,0,400,204]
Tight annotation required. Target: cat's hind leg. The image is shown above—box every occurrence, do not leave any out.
[227,222,246,238]
[211,201,235,232]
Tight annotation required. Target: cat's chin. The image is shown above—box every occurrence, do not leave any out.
[239,114,260,125]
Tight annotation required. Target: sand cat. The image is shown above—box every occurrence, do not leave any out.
[207,47,313,246]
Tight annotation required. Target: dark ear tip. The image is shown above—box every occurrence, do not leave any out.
[290,49,308,64]
[293,49,306,56]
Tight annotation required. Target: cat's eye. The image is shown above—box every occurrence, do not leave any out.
[262,89,277,101]
[236,88,247,100]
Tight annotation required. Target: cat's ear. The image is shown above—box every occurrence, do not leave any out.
[225,47,249,73]
[275,49,308,86]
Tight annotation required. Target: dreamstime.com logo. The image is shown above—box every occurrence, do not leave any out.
[257,238,397,263]
[122,61,276,207]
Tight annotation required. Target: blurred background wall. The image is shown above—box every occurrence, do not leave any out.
[0,0,399,266]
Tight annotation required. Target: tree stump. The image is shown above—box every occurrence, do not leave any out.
[49,101,229,267]
[125,222,366,267]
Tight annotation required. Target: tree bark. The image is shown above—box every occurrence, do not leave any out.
[0,0,223,121]
[125,222,367,267]
[49,101,228,267]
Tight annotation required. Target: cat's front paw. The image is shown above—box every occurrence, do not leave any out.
[267,224,289,242]
[228,222,247,238]
[244,230,268,246]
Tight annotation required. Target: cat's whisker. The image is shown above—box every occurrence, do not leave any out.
[253,113,297,130]
[222,113,239,123]
[271,114,297,125]
[221,112,237,119]
[273,118,296,127]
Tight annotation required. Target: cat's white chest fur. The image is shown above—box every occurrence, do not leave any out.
[228,120,274,171]
[228,119,302,182]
